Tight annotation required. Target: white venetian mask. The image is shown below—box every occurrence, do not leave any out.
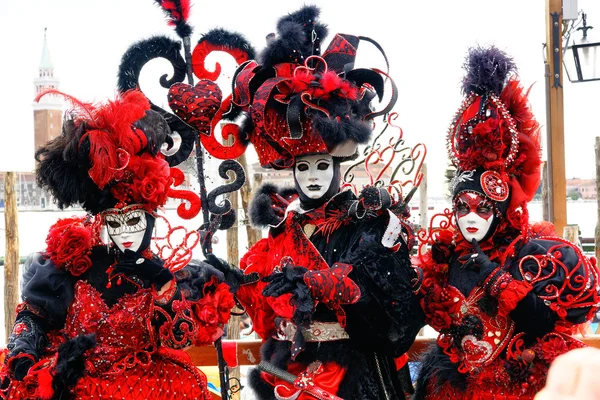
[294,154,335,200]
[455,192,495,243]
[103,206,148,253]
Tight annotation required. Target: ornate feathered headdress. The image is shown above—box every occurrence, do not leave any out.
[229,6,396,168]
[35,89,200,217]
[448,46,541,226]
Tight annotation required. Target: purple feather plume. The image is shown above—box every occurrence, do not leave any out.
[461,46,516,95]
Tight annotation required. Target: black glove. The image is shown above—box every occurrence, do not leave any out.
[9,356,34,381]
[204,253,259,294]
[115,250,173,288]
[262,266,308,298]
[458,239,498,282]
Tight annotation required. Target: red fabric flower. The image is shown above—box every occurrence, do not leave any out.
[70,256,93,277]
[129,154,171,210]
[536,336,568,362]
[190,281,234,346]
[45,216,95,276]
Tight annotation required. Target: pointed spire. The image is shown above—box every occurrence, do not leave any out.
[39,28,53,70]
[34,28,61,110]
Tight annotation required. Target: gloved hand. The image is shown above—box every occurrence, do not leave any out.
[8,355,34,381]
[358,186,392,211]
[262,266,308,298]
[115,250,173,288]
[458,239,498,282]
[204,253,259,293]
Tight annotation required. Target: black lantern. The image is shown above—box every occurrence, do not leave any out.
[564,13,600,83]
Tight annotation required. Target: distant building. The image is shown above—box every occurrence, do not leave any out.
[0,29,63,209]
[567,178,597,200]
[34,28,63,150]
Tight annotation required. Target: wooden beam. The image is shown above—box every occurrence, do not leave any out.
[4,172,19,343]
[189,335,600,367]
[545,0,567,236]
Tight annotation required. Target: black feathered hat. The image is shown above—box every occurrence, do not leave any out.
[231,5,396,168]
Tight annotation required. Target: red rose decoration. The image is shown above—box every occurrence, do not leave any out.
[190,280,234,346]
[196,305,219,326]
[70,256,93,277]
[420,280,463,331]
[213,282,235,324]
[45,216,96,276]
[429,310,452,331]
[130,153,172,210]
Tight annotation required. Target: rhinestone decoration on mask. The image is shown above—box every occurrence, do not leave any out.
[102,205,148,236]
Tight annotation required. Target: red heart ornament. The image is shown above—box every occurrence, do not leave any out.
[461,334,493,367]
[168,80,222,136]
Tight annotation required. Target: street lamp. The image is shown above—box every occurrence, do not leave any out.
[564,13,600,83]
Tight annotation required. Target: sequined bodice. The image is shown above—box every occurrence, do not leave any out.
[64,280,155,374]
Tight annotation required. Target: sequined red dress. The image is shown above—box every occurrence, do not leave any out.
[1,247,233,400]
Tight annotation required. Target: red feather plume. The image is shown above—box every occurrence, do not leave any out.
[154,0,193,38]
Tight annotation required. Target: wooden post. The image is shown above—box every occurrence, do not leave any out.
[225,187,240,400]
[238,154,263,249]
[595,137,600,263]
[419,163,428,232]
[542,162,550,222]
[545,0,567,236]
[4,172,19,343]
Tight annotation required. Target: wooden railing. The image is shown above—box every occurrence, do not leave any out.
[188,334,600,367]
[191,335,600,399]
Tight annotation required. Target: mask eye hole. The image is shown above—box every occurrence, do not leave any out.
[456,202,469,214]
[106,220,121,229]
[317,162,330,171]
[296,163,309,172]
[127,217,141,226]
[477,206,491,214]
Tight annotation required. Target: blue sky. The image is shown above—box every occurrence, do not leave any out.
[1,0,599,196]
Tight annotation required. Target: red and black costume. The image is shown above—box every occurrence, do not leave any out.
[238,185,423,400]
[0,91,233,400]
[201,7,424,399]
[413,47,600,400]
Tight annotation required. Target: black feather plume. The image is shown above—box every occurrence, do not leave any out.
[461,46,516,96]
[259,5,328,68]
[117,36,187,93]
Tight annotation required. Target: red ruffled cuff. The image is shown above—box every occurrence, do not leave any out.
[496,279,533,317]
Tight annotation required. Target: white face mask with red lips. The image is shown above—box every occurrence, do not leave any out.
[455,192,496,243]
[103,207,148,253]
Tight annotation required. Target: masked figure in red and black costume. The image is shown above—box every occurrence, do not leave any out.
[0,90,234,400]
[205,6,424,400]
[413,47,600,399]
